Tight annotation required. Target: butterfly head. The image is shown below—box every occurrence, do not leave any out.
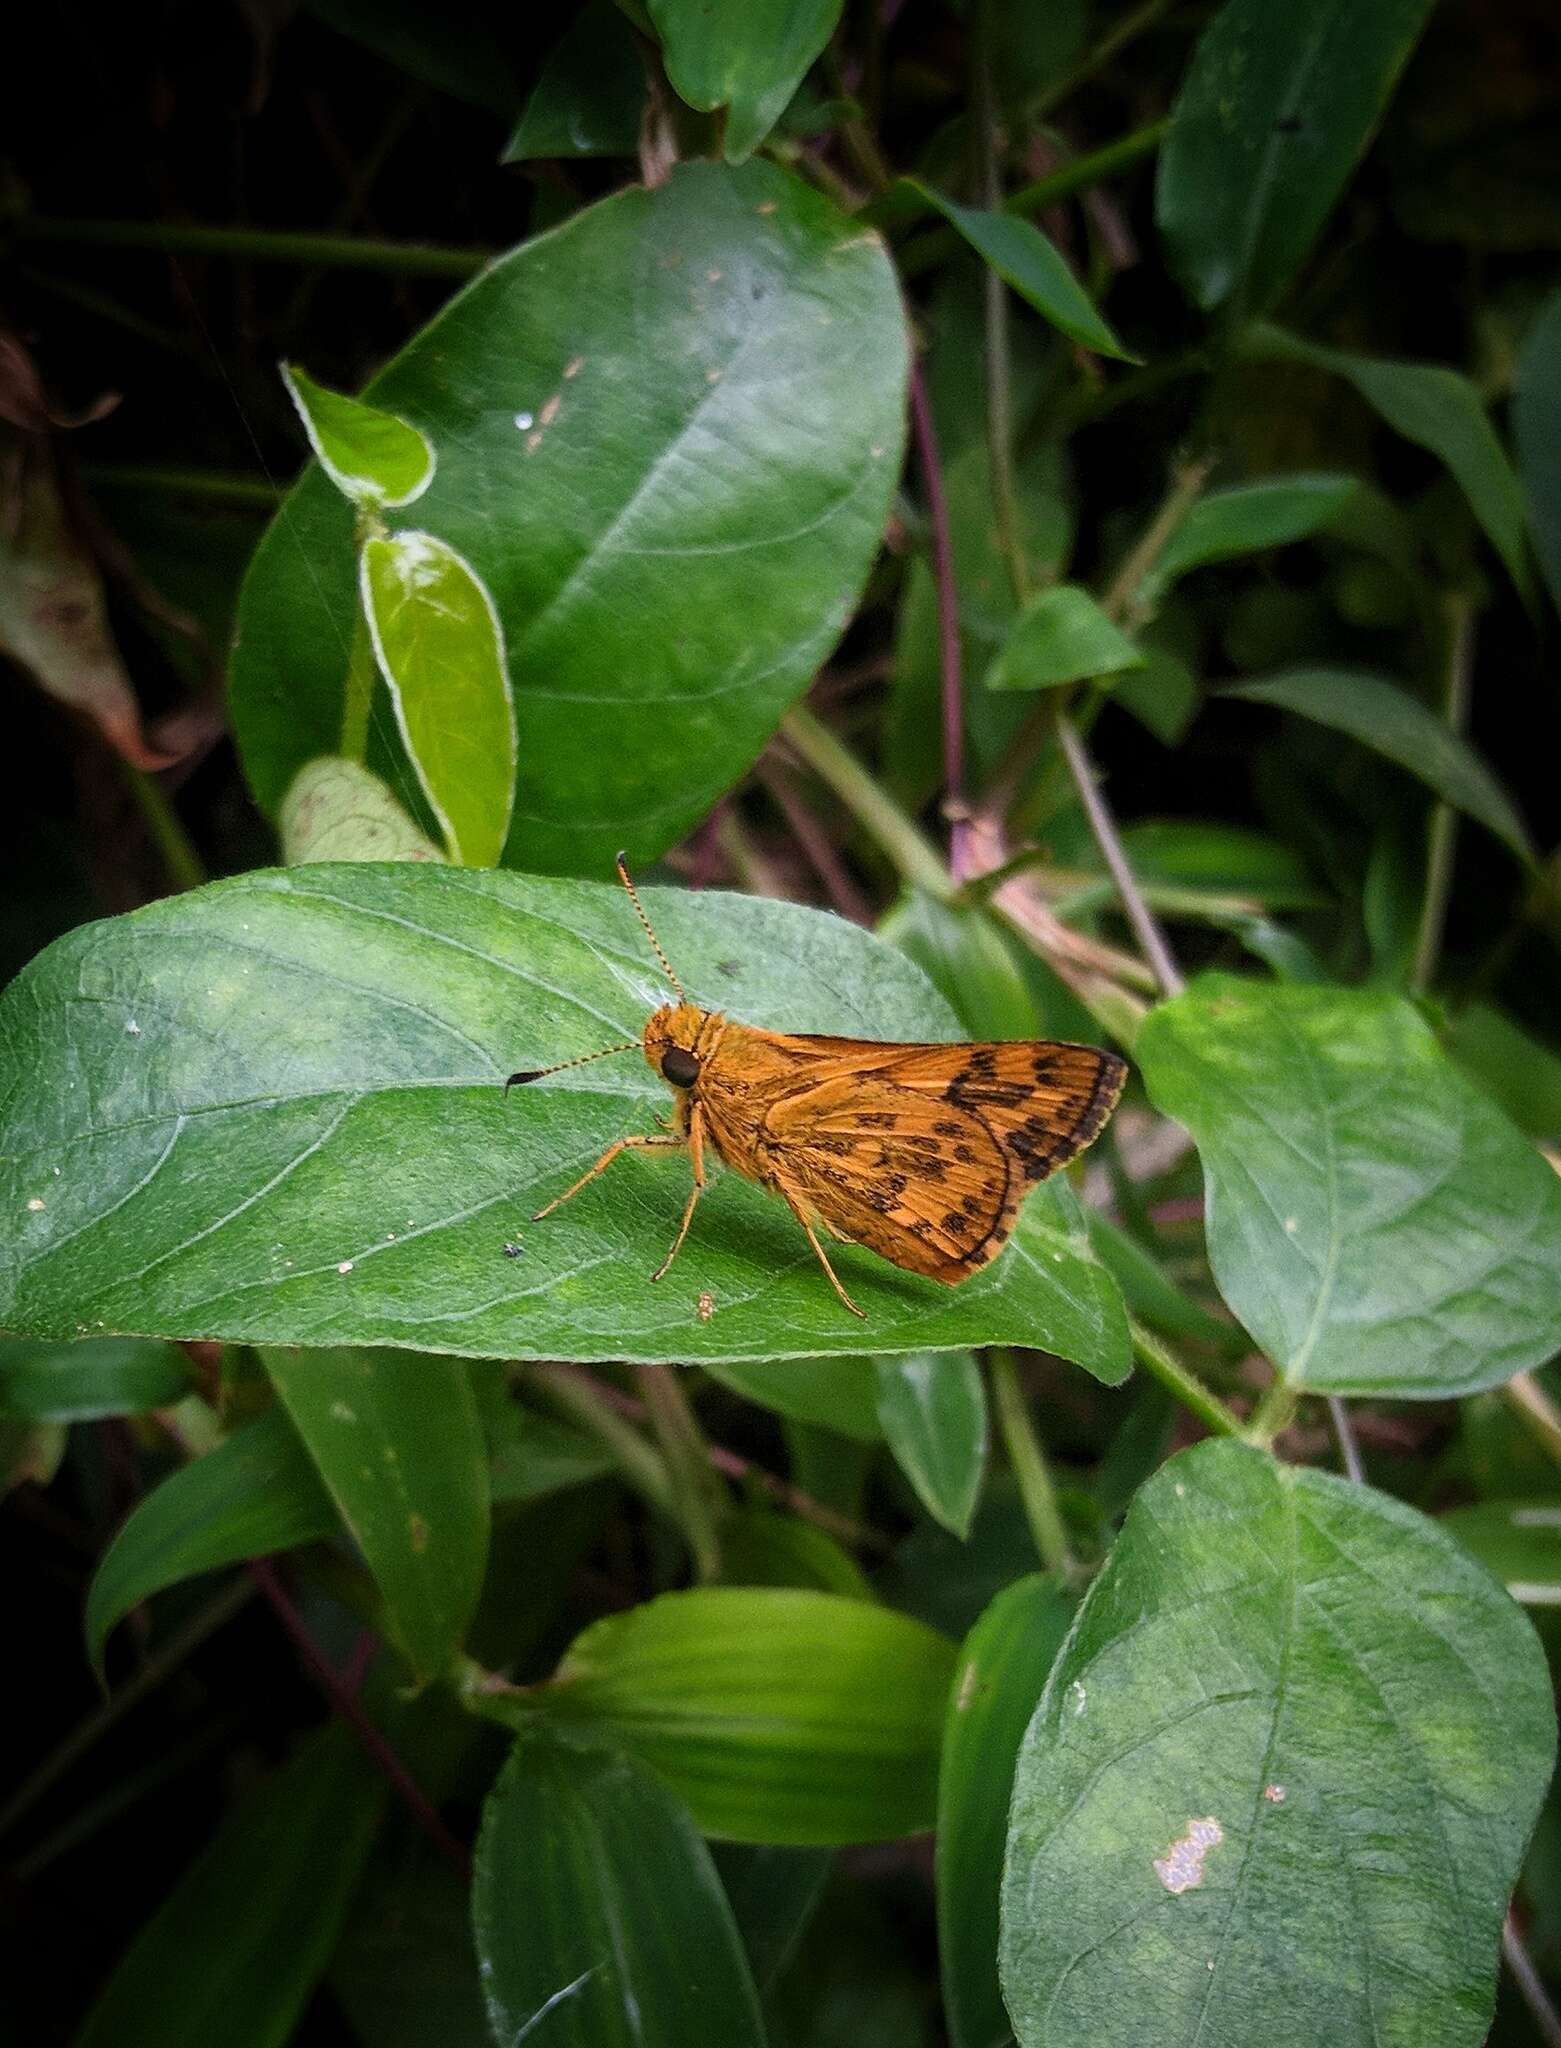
[643,1002,713,1089]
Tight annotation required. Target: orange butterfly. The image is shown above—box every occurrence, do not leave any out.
[508,860,1127,1318]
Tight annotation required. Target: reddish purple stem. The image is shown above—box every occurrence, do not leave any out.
[908,361,969,880]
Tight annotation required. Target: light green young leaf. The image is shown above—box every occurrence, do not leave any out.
[76,1727,385,2048]
[279,756,446,865]
[0,868,1130,1376]
[473,1729,767,2048]
[1001,1439,1555,2048]
[263,1346,490,1682]
[647,0,844,161]
[539,1587,956,1843]
[895,181,1134,361]
[984,585,1144,692]
[281,362,434,512]
[1140,474,1359,602]
[1136,975,1561,1395]
[1244,323,1532,597]
[1224,666,1532,860]
[1156,0,1436,314]
[359,531,516,868]
[84,1407,338,1674]
[874,1351,986,1538]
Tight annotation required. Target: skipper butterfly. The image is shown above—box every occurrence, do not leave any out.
[507,859,1127,1318]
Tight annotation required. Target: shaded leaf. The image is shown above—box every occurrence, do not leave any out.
[1136,974,1561,1395]
[648,0,844,161]
[717,1506,875,1599]
[0,1333,189,1422]
[231,166,907,878]
[703,1355,885,1442]
[984,584,1144,692]
[360,531,515,867]
[1443,1003,1561,1144]
[1001,1439,1555,2048]
[1514,286,1561,618]
[263,1346,489,1682]
[1224,666,1532,860]
[279,757,446,865]
[880,889,1043,1044]
[1443,1500,1561,1611]
[1142,473,1359,602]
[1156,0,1436,314]
[281,362,433,511]
[874,1351,986,1538]
[502,0,644,160]
[84,1407,337,1673]
[713,1840,834,1995]
[472,1728,766,2047]
[540,1586,956,1843]
[0,867,1130,1377]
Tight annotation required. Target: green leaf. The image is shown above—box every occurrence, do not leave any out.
[482,1397,616,1506]
[1117,820,1325,909]
[1155,0,1436,314]
[702,1355,885,1442]
[984,585,1145,692]
[84,1407,337,1674]
[1000,1439,1556,2048]
[717,1506,875,1599]
[232,162,906,878]
[279,757,446,865]
[938,1575,1074,2048]
[0,1334,189,1422]
[1443,1003,1561,1144]
[1111,642,1198,746]
[895,181,1134,361]
[1514,286,1561,617]
[501,0,644,160]
[473,1728,767,2047]
[263,1346,489,1681]
[1084,1212,1245,1357]
[76,1726,384,2048]
[539,1587,956,1843]
[1136,975,1561,1395]
[648,0,843,161]
[713,1841,834,1994]
[1142,474,1359,602]
[359,531,515,868]
[1244,323,1533,597]
[281,361,433,512]
[880,890,1043,1043]
[1443,1500,1561,1611]
[874,1352,986,1538]
[330,1864,489,2048]
[0,868,1130,1377]
[1223,667,1532,860]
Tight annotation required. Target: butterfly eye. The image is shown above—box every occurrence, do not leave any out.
[661,1047,700,1087]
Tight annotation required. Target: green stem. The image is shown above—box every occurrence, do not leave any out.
[338,598,377,764]
[636,1364,725,1582]
[79,463,281,509]
[14,215,488,277]
[1031,0,1177,118]
[522,1363,677,1522]
[1410,590,1477,994]
[122,761,207,892]
[1128,1319,1242,1438]
[990,1350,1075,1579]
[1055,710,1185,998]
[781,706,952,899]
[1505,1371,1561,1472]
[1246,1378,1300,1446]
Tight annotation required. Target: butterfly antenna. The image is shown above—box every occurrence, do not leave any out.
[505,1042,639,1091]
[616,852,687,1001]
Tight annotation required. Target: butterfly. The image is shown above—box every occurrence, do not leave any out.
[506,859,1127,1318]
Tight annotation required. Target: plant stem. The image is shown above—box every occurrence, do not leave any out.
[247,1559,470,1881]
[522,1363,678,1521]
[990,1350,1076,1580]
[1128,1319,1243,1438]
[1055,711,1185,997]
[907,363,972,879]
[1505,1371,1561,1471]
[1505,1913,1561,2048]
[79,463,281,508]
[15,214,489,277]
[781,705,951,898]
[122,761,207,892]
[1326,1395,1365,1484]
[1099,453,1214,626]
[1411,590,1477,993]
[338,602,376,764]
[636,1364,725,1582]
[1246,1378,1300,1446]
[1031,0,1177,118]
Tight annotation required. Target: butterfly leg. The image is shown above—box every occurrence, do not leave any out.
[770,1171,866,1320]
[651,1102,706,1283]
[532,1131,686,1221]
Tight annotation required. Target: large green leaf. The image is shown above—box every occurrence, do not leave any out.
[1244,324,1532,597]
[1000,1439,1555,2048]
[648,0,843,161]
[85,1407,337,1674]
[938,1574,1074,2048]
[1156,0,1435,314]
[874,1351,986,1538]
[538,1586,956,1843]
[0,867,1129,1375]
[230,160,906,877]
[0,1334,189,1421]
[76,1727,384,2048]
[1140,474,1358,603]
[1224,668,1532,860]
[1136,975,1561,1396]
[1514,286,1561,617]
[473,1727,767,2047]
[263,1346,489,1681]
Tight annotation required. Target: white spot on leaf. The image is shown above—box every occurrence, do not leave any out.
[514,411,534,431]
[1264,1783,1286,1803]
[124,1018,141,1036]
[1154,1816,1223,1894]
[337,1259,355,1274]
[26,1196,45,1211]
[1068,1680,1087,1716]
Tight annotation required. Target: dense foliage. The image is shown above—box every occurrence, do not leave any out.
[4,2,1561,2043]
